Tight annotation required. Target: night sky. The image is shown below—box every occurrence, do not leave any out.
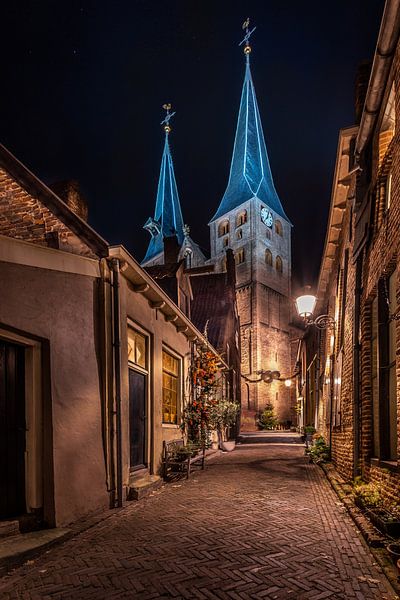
[2,1,384,288]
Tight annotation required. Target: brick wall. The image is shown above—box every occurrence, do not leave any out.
[0,168,97,258]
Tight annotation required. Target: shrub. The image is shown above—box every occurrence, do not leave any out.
[308,435,330,464]
[258,403,278,430]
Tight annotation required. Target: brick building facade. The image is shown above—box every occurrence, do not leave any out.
[300,1,400,505]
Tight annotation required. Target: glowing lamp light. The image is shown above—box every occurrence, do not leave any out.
[295,294,317,319]
[284,379,292,387]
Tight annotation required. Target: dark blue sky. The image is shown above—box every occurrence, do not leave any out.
[2,0,384,286]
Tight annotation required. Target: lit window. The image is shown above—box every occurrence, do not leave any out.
[235,248,245,265]
[236,229,243,240]
[162,350,179,425]
[275,220,283,236]
[128,329,146,368]
[265,249,272,266]
[223,236,229,247]
[385,172,392,211]
[221,257,227,271]
[276,256,283,273]
[236,210,247,227]
[218,220,229,237]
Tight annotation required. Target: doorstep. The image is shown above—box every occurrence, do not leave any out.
[127,473,163,501]
[0,528,71,576]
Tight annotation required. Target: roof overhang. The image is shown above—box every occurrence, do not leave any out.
[316,126,359,308]
[108,245,229,369]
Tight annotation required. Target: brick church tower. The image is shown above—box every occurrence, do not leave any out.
[209,25,293,428]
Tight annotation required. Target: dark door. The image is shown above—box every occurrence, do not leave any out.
[0,340,26,518]
[129,369,146,470]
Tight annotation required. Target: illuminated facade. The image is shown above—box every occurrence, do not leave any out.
[209,38,294,428]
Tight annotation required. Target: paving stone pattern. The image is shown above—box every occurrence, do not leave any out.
[0,444,396,599]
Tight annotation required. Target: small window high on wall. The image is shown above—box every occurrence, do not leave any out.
[218,220,229,237]
[265,249,272,266]
[275,220,283,236]
[276,255,283,273]
[236,210,247,227]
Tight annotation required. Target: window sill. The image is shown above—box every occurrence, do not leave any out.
[370,458,399,473]
[162,423,180,429]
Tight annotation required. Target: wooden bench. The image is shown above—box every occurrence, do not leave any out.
[162,439,206,480]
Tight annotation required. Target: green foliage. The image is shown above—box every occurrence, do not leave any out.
[258,403,278,430]
[353,480,381,508]
[304,425,316,435]
[208,400,240,433]
[308,436,330,464]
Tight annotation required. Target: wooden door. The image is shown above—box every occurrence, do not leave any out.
[0,340,26,518]
[129,369,146,470]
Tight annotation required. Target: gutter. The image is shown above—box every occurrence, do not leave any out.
[110,258,123,508]
[355,0,400,159]
[108,245,229,371]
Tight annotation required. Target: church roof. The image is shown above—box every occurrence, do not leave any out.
[142,127,185,264]
[211,53,290,224]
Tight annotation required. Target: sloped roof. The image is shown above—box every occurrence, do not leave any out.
[190,273,232,352]
[0,143,108,257]
[211,56,290,224]
[142,133,185,263]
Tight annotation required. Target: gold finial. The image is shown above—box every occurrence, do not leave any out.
[160,103,176,134]
[239,18,256,56]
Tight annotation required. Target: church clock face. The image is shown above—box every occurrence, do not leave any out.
[261,207,273,228]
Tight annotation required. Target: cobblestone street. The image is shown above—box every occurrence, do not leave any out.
[0,442,396,599]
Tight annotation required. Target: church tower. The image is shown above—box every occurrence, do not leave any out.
[142,104,205,267]
[209,23,293,428]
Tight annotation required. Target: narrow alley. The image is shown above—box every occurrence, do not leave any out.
[0,440,395,600]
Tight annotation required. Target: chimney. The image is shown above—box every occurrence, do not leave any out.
[163,235,180,264]
[226,248,236,288]
[50,180,89,222]
[355,61,372,125]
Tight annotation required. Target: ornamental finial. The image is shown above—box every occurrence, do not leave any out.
[160,103,176,134]
[239,18,256,61]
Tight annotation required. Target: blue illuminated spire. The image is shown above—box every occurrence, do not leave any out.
[211,23,290,223]
[142,104,185,263]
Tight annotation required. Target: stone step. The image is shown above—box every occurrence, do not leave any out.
[0,520,19,540]
[127,474,163,501]
[238,431,303,444]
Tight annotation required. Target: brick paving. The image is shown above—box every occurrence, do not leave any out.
[0,443,396,599]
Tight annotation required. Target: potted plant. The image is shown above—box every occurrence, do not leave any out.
[258,403,278,430]
[304,425,316,446]
[208,399,240,452]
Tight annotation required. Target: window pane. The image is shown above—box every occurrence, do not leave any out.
[389,364,397,459]
[389,273,396,362]
[162,351,179,424]
[128,329,146,368]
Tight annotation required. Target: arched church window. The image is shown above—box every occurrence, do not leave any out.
[235,248,245,265]
[266,229,271,240]
[265,249,272,266]
[236,229,243,240]
[218,220,230,237]
[223,236,229,247]
[236,210,247,227]
[276,255,283,274]
[184,249,192,269]
[275,220,283,236]
[221,257,227,271]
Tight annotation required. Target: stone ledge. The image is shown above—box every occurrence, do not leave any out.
[127,474,163,501]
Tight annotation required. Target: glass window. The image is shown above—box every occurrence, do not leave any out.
[162,350,179,424]
[236,229,243,240]
[371,297,379,456]
[266,229,271,240]
[275,220,283,236]
[128,329,146,368]
[223,236,229,247]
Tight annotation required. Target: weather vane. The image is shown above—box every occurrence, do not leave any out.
[160,103,176,134]
[239,18,256,57]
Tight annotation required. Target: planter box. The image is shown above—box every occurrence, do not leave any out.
[221,440,235,452]
[367,509,400,538]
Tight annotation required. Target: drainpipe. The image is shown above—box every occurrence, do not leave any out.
[353,256,363,478]
[355,0,400,159]
[110,258,123,508]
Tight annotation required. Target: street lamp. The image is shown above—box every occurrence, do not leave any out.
[294,291,335,330]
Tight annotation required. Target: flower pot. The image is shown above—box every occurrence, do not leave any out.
[387,543,400,564]
[221,440,235,452]
[367,508,400,537]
